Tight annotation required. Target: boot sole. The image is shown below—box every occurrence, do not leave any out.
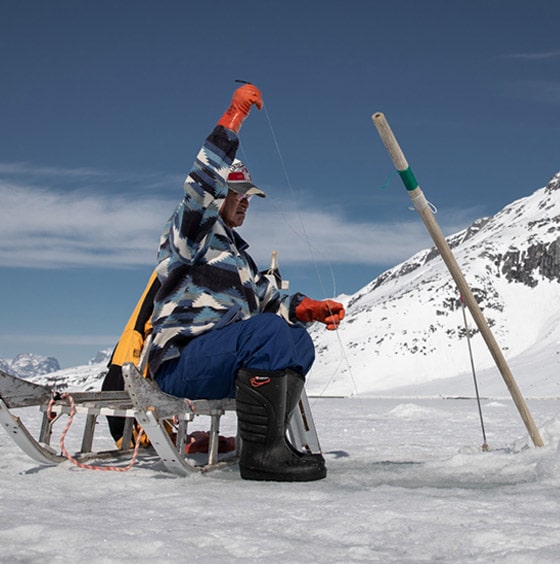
[240,466,327,482]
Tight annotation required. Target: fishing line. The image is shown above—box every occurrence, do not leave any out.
[261,105,333,299]
[237,138,327,262]
[380,170,398,189]
[233,79,357,395]
[408,200,438,214]
[261,103,359,397]
[460,293,489,451]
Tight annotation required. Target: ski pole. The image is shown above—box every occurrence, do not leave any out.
[372,112,544,448]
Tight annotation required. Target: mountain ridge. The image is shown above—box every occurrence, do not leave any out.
[0,352,60,379]
[4,173,560,398]
[306,171,560,397]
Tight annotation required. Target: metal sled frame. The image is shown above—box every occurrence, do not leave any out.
[0,365,321,476]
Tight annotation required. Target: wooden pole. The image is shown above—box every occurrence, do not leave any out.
[372,112,544,447]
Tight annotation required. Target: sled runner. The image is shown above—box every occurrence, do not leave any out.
[0,364,321,475]
[0,369,135,466]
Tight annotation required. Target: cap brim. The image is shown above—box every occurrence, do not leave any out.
[227,182,267,198]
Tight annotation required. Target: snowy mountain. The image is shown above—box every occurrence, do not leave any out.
[15,349,112,392]
[29,361,108,391]
[306,172,560,398]
[8,173,560,399]
[0,352,60,379]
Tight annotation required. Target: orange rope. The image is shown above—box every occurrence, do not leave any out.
[48,392,145,472]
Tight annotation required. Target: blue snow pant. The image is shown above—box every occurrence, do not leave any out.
[154,313,315,400]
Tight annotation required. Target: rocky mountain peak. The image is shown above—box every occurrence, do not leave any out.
[308,171,560,396]
[11,353,61,379]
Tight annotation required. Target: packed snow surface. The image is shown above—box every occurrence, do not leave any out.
[2,393,560,562]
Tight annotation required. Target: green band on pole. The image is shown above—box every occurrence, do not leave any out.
[398,167,418,191]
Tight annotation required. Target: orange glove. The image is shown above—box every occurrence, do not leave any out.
[217,84,263,133]
[295,298,345,330]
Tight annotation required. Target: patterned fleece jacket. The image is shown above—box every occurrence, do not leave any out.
[148,125,307,376]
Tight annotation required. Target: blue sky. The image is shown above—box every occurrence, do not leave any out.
[1,0,559,368]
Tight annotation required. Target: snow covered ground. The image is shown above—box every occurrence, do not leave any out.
[2,301,559,562]
[2,392,560,562]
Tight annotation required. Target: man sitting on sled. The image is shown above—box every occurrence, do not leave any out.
[148,83,344,482]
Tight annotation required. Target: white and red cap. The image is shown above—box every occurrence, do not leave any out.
[227,159,267,198]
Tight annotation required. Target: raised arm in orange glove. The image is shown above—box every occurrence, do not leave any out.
[295,298,345,331]
[217,83,263,133]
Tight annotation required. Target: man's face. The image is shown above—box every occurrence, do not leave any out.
[220,190,251,228]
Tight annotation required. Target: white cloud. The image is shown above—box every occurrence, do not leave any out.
[0,181,171,268]
[0,166,478,269]
[501,50,560,61]
[0,333,117,346]
[242,202,476,267]
[0,161,183,188]
[243,208,428,264]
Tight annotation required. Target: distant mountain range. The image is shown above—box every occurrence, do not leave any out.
[0,350,111,391]
[3,172,560,398]
[0,353,60,379]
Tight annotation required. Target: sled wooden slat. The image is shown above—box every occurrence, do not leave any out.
[1,366,322,475]
[121,362,238,474]
[0,370,53,408]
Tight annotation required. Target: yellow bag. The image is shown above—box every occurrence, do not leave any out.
[102,269,160,446]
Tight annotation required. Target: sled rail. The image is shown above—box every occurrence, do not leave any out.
[0,367,321,475]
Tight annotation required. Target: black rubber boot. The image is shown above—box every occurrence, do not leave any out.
[285,369,325,463]
[235,368,326,482]
[285,369,306,426]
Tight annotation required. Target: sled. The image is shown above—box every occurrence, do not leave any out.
[1,251,323,475]
[0,365,321,476]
